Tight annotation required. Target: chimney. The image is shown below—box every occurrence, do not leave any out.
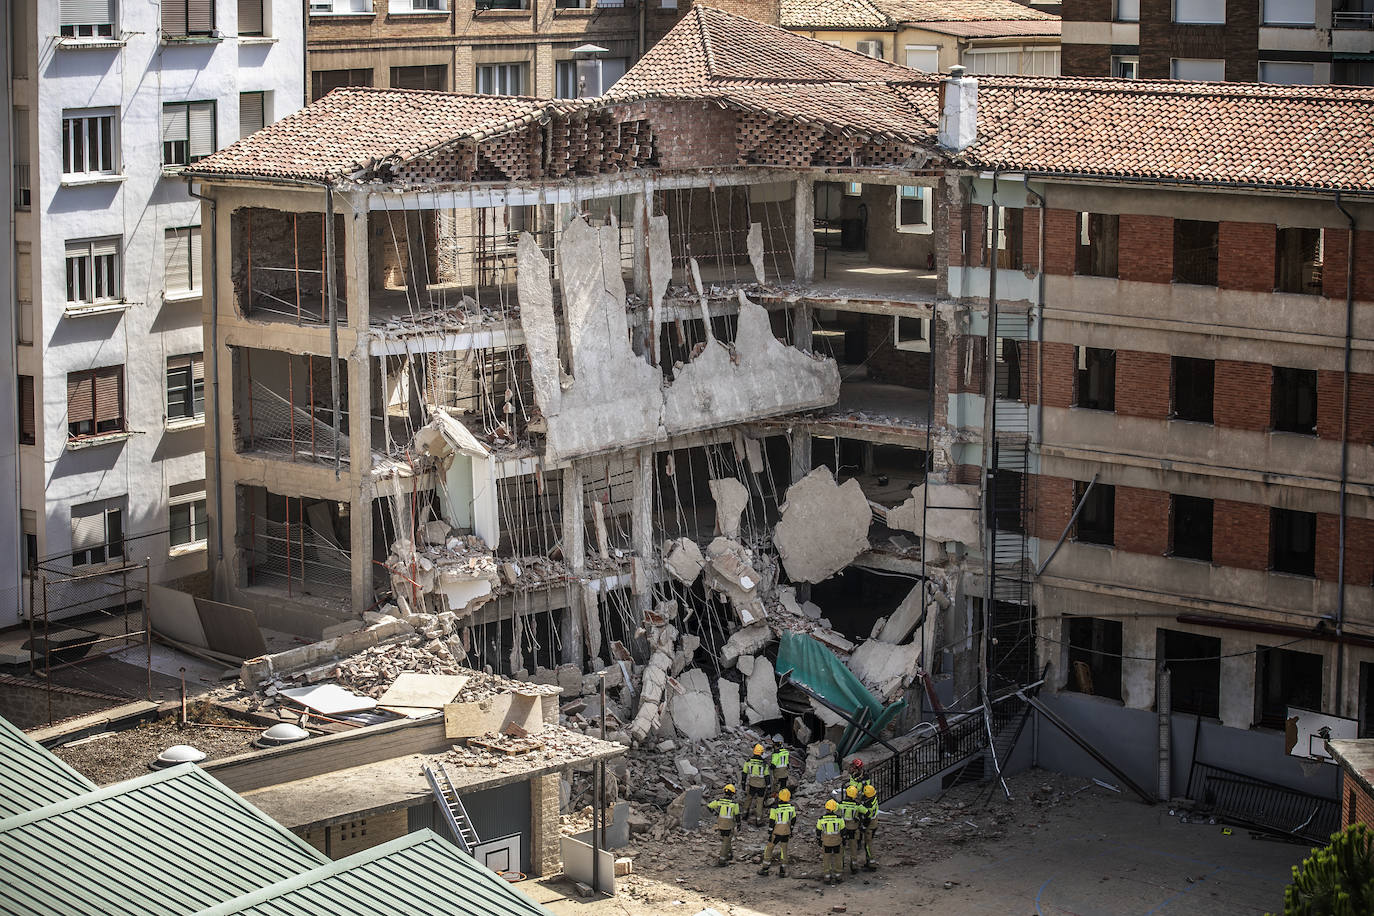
[938,65,978,152]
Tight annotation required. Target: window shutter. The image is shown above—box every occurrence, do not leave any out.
[71,507,104,552]
[239,0,264,33]
[162,106,188,144]
[68,373,94,427]
[165,228,189,291]
[188,102,215,158]
[94,366,123,424]
[91,237,119,260]
[19,376,34,443]
[192,353,205,382]
[239,92,265,139]
[189,226,203,289]
[189,0,215,32]
[163,0,189,34]
[62,0,116,26]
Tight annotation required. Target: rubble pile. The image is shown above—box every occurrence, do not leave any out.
[442,724,619,778]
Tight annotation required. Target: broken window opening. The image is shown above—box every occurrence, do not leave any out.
[1255,645,1322,730]
[1171,357,1215,424]
[812,181,936,296]
[810,568,920,645]
[1065,616,1123,701]
[1072,480,1114,546]
[1173,219,1219,286]
[659,184,795,290]
[1275,227,1323,295]
[988,465,1025,535]
[984,206,1024,271]
[987,598,1036,689]
[238,485,352,600]
[994,336,1023,401]
[1076,213,1119,278]
[1074,347,1115,411]
[1360,662,1374,738]
[655,446,719,544]
[1270,507,1316,577]
[1169,494,1213,562]
[493,472,562,560]
[232,347,350,466]
[232,207,348,325]
[1271,366,1317,435]
[1160,628,1221,718]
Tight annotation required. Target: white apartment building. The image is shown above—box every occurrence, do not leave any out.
[9,0,303,625]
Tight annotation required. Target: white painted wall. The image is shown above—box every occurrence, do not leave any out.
[13,0,303,624]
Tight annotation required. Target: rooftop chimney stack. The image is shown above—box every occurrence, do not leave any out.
[938,65,978,152]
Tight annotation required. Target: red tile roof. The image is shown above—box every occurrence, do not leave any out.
[910,18,1060,36]
[781,0,1057,28]
[779,0,894,29]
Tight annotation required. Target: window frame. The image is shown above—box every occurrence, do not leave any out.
[475,63,527,96]
[238,0,266,35]
[896,185,931,234]
[1172,0,1226,24]
[65,237,122,306]
[390,64,449,91]
[311,68,373,102]
[1274,227,1323,295]
[893,315,930,353]
[1076,212,1120,277]
[1073,479,1115,547]
[1171,356,1215,424]
[1173,219,1220,286]
[1270,507,1317,577]
[1170,58,1226,80]
[164,225,203,295]
[60,0,117,38]
[1169,494,1214,562]
[161,100,217,168]
[904,44,939,72]
[1074,346,1116,412]
[239,91,266,139]
[18,374,35,446]
[166,352,206,423]
[61,109,119,179]
[67,365,126,439]
[162,0,217,36]
[71,498,125,568]
[1271,366,1318,435]
[1113,0,1139,21]
[169,490,209,550]
[1259,60,1317,84]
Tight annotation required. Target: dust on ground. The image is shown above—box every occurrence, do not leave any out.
[53,706,262,784]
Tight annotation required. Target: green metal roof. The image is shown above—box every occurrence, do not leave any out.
[192,830,557,916]
[0,713,95,818]
[0,763,328,916]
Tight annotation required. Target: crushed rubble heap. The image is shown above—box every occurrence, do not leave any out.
[444,724,620,775]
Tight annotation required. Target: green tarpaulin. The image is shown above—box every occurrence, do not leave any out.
[775,631,906,758]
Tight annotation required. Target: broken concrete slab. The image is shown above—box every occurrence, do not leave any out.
[877,583,925,645]
[663,537,705,585]
[747,221,766,286]
[745,658,781,724]
[708,477,750,539]
[885,482,982,546]
[376,672,470,717]
[672,669,720,742]
[721,623,773,668]
[737,654,755,676]
[847,639,921,701]
[774,467,870,583]
[703,537,767,625]
[719,679,742,729]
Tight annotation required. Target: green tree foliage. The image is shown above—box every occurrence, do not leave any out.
[1278,822,1374,915]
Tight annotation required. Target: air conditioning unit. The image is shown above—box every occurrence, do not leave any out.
[856,39,883,59]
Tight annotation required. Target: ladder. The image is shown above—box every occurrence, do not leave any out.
[424,763,481,855]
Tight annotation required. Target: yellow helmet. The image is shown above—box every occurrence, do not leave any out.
[724,784,736,794]
[845,785,858,799]
[864,785,877,798]
[753,743,764,755]
[825,799,839,812]
[778,789,791,802]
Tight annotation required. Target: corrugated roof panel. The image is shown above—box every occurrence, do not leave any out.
[0,764,327,916]
[0,714,95,819]
[192,831,556,916]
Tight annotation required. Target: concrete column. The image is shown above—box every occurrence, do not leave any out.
[561,463,586,665]
[792,178,815,283]
[1217,633,1254,730]
[632,448,655,614]
[788,429,812,484]
[792,303,813,352]
[528,772,563,877]
[631,191,649,299]
[209,195,235,601]
[346,194,375,616]
[1120,618,1157,712]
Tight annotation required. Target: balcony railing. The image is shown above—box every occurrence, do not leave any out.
[1334,10,1374,28]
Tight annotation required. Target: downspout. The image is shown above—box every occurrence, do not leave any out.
[324,183,342,479]
[187,184,223,570]
[1334,191,1356,716]
[980,171,1000,711]
[638,0,647,60]
[1025,184,1046,447]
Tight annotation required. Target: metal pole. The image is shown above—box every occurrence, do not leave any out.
[27,572,36,676]
[599,672,607,740]
[591,760,602,894]
[43,573,51,724]
[145,558,152,701]
[324,185,342,480]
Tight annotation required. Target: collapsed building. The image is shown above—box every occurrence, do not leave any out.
[184,6,1374,825]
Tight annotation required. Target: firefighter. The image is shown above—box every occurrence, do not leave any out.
[706,784,740,866]
[858,784,880,871]
[816,798,846,885]
[838,783,863,874]
[758,788,796,877]
[846,757,872,796]
[741,743,771,824]
[769,742,792,794]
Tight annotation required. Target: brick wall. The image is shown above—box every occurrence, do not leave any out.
[1118,214,1173,283]
[1060,42,1111,77]
[654,103,739,169]
[1043,209,1078,276]
[1033,474,1074,541]
[1040,341,1076,409]
[1212,499,1270,570]
[1341,768,1374,829]
[865,315,931,387]
[1317,371,1374,445]
[1114,486,1170,556]
[952,335,986,395]
[1316,514,1374,585]
[1115,350,1171,419]
[1138,0,1257,80]
[1322,229,1374,303]
[966,204,988,269]
[949,464,983,486]
[529,772,562,877]
[1214,360,1272,431]
[0,675,124,731]
[1218,221,1275,292]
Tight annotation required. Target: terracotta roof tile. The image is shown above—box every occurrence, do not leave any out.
[910,18,1060,35]
[876,0,1057,21]
[782,0,1056,27]
[779,0,894,29]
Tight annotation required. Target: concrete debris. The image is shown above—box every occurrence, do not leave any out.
[718,679,742,729]
[774,468,871,583]
[847,639,922,701]
[744,656,781,724]
[876,583,925,645]
[670,669,720,742]
[662,537,706,585]
[707,477,749,540]
[720,623,773,668]
[386,535,498,619]
[746,222,766,286]
[703,538,769,626]
[883,482,982,546]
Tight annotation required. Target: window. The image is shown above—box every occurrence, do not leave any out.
[476,64,525,96]
[390,65,447,90]
[896,185,929,231]
[843,182,862,197]
[988,464,1024,533]
[239,92,266,139]
[161,101,216,167]
[391,0,448,9]
[905,45,938,72]
[893,316,929,352]
[1076,213,1119,277]
[1111,56,1139,78]
[65,238,121,305]
[18,375,35,446]
[856,40,883,59]
[1173,219,1218,286]
[994,337,1022,400]
[170,483,209,549]
[1262,0,1315,24]
[67,366,124,438]
[1173,0,1224,23]
[556,61,577,98]
[21,511,36,574]
[1075,347,1116,411]
[1024,49,1059,76]
[71,497,125,567]
[60,0,116,37]
[166,353,205,421]
[1160,629,1221,718]
[985,207,1024,270]
[1073,480,1115,546]
[17,246,32,344]
[1172,357,1214,423]
[165,226,203,294]
[1171,58,1225,80]
[311,0,373,11]
[1255,646,1322,729]
[1170,494,1213,561]
[963,49,1018,74]
[1271,507,1316,576]
[62,110,117,177]
[13,110,29,209]
[239,0,265,34]
[1335,59,1374,86]
[1259,61,1316,84]
[311,68,372,102]
[1272,366,1317,434]
[1361,662,1374,738]
[555,58,626,97]
[163,0,215,35]
[1114,0,1139,21]
[1065,617,1123,701]
[1275,227,1323,294]
[13,2,30,76]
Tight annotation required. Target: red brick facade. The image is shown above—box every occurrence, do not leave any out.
[1321,229,1374,303]
[1040,342,1076,409]
[1118,215,1174,284]
[1113,486,1171,556]
[1218,221,1276,292]
[1317,515,1374,586]
[1207,499,1270,570]
[1214,360,1272,431]
[1114,350,1171,420]
[1317,371,1374,445]
[1042,208,1079,276]
[1341,768,1374,830]
[1033,475,1075,542]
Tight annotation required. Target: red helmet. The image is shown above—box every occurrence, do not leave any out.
[850,758,864,771]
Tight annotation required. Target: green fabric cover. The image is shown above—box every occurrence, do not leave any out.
[775,631,906,757]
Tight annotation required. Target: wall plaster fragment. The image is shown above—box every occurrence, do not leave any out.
[774,467,871,583]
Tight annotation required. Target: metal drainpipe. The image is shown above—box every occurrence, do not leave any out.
[324,183,342,479]
[187,184,223,569]
[980,172,1000,714]
[1025,184,1046,448]
[1334,191,1357,716]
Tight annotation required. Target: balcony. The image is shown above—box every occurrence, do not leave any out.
[1334,10,1374,28]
